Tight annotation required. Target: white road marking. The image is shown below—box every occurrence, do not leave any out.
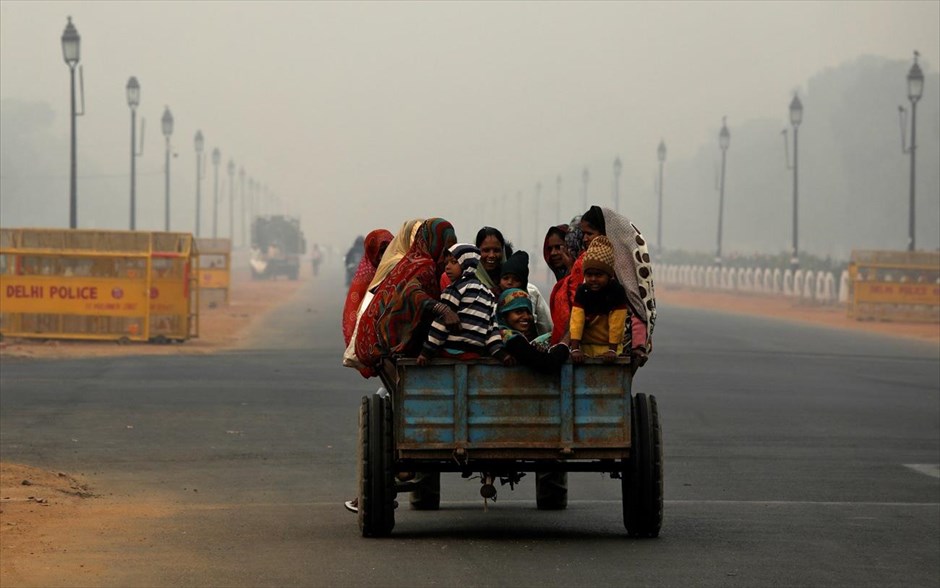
[904,464,940,479]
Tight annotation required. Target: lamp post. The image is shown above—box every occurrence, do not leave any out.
[581,166,589,211]
[227,159,235,239]
[556,174,562,223]
[248,177,256,225]
[900,51,925,252]
[161,107,174,231]
[613,156,622,214]
[211,148,220,238]
[788,94,803,269]
[126,77,142,230]
[657,140,666,251]
[239,166,246,247]
[716,117,730,266]
[194,131,204,236]
[61,17,81,229]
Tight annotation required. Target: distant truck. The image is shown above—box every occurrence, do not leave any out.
[250,215,306,280]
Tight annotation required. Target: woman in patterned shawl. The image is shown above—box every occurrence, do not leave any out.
[354,218,458,378]
[367,218,425,293]
[548,206,656,366]
[342,228,393,346]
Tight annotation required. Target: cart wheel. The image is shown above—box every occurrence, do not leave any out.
[536,472,568,510]
[622,393,663,537]
[358,394,395,537]
[410,472,441,510]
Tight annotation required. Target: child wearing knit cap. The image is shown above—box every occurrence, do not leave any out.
[418,243,514,366]
[569,235,629,363]
[498,250,554,336]
[497,288,569,373]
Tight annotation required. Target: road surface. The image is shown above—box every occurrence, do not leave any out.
[2,263,938,587]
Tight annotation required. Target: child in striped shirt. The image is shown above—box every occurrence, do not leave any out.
[417,243,514,366]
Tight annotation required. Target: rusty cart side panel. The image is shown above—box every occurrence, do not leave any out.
[394,358,632,462]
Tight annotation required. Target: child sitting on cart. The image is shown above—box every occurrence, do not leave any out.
[417,243,514,366]
[497,288,569,373]
[569,235,629,364]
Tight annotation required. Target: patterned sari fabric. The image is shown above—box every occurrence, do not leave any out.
[342,229,393,345]
[367,218,424,293]
[599,207,656,351]
[354,218,457,377]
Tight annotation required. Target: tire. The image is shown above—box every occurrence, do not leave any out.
[410,472,441,510]
[536,471,568,510]
[622,393,663,537]
[358,394,395,537]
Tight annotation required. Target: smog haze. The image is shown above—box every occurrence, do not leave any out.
[1,1,938,261]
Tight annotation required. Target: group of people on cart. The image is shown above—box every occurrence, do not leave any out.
[341,205,657,379]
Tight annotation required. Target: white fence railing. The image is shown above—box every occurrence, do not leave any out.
[658,264,848,305]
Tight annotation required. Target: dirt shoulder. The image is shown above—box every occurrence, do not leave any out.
[657,287,939,346]
[0,270,303,360]
[0,271,309,587]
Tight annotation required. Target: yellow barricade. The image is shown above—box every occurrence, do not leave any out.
[1,228,152,341]
[149,232,199,342]
[0,228,200,342]
[848,250,940,323]
[196,238,231,306]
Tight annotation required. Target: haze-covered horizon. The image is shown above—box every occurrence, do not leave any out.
[1,1,938,262]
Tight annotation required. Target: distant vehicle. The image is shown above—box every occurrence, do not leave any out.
[250,215,306,280]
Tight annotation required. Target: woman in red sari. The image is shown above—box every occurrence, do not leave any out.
[342,229,393,346]
[354,218,458,378]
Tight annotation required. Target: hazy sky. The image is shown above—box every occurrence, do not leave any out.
[1,1,938,253]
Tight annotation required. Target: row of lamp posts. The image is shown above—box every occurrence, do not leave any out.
[61,17,923,254]
[62,17,270,243]
[496,50,923,266]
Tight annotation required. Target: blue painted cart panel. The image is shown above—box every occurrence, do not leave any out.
[394,359,632,457]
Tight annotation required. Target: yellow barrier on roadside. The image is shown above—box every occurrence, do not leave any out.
[149,232,199,342]
[196,238,231,306]
[0,228,199,343]
[848,250,940,323]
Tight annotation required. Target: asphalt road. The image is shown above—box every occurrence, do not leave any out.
[2,262,938,587]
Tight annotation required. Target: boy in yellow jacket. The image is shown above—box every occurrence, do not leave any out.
[569,235,628,363]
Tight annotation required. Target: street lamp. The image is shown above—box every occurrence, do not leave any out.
[716,117,730,266]
[211,148,221,238]
[613,157,622,214]
[581,166,589,211]
[61,17,82,228]
[248,177,256,226]
[227,159,235,239]
[657,140,666,251]
[787,94,803,269]
[239,166,246,247]
[161,106,174,231]
[126,76,143,230]
[555,174,562,223]
[194,131,204,237]
[899,51,924,251]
